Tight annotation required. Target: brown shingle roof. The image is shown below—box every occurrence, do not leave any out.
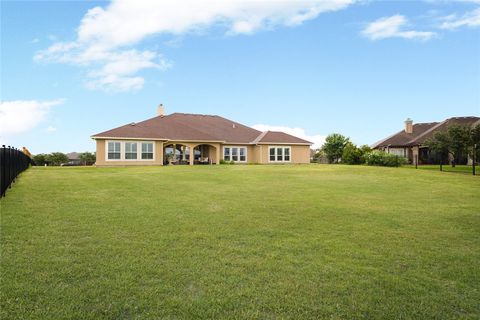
[92,112,311,145]
[373,116,480,148]
[254,131,312,145]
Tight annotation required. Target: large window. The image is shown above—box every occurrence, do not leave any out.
[224,147,231,161]
[142,143,154,159]
[388,148,405,157]
[224,146,247,162]
[125,142,137,159]
[108,142,121,160]
[106,141,155,161]
[269,146,291,162]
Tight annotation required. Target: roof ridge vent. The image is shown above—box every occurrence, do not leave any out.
[130,122,136,126]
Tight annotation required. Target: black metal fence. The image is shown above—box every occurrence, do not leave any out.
[1,145,32,198]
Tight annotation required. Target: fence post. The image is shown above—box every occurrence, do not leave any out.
[0,145,4,197]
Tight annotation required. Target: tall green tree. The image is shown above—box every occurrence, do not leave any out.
[471,124,480,161]
[46,152,69,166]
[447,125,471,166]
[322,133,349,163]
[32,154,47,166]
[426,124,475,168]
[425,131,451,171]
[79,152,96,165]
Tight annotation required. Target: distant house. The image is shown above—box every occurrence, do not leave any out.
[372,116,480,164]
[65,152,81,165]
[91,105,312,166]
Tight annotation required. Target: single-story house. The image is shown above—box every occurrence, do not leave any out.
[65,152,82,165]
[91,105,312,166]
[372,116,480,164]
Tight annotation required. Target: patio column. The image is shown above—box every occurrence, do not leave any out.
[157,141,164,165]
[216,145,221,164]
[189,144,195,165]
[182,145,186,161]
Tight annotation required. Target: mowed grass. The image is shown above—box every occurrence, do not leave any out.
[1,165,479,319]
[404,164,476,175]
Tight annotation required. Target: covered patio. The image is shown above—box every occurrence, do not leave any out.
[163,143,220,165]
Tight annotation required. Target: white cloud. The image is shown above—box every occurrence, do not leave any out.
[252,124,326,149]
[36,0,356,92]
[0,100,63,139]
[46,126,57,132]
[439,8,480,29]
[362,15,436,40]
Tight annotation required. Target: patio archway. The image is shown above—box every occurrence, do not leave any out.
[163,144,191,165]
[192,144,219,164]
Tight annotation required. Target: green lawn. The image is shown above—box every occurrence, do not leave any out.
[404,164,476,175]
[1,165,479,319]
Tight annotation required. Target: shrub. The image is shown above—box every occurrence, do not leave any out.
[342,142,363,164]
[45,152,69,166]
[364,150,407,167]
[32,153,47,166]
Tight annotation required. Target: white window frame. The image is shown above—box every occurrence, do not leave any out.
[105,140,155,161]
[223,146,247,163]
[141,142,154,160]
[107,141,122,161]
[125,142,138,160]
[388,148,405,157]
[268,146,291,163]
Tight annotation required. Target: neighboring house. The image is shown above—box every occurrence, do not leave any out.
[65,152,82,165]
[372,116,480,164]
[91,106,312,166]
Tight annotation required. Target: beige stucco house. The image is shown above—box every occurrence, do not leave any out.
[91,106,312,166]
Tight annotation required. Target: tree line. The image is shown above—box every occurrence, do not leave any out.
[313,123,480,168]
[314,133,406,167]
[32,152,96,166]
[312,133,397,166]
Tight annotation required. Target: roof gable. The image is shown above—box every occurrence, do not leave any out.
[254,131,312,145]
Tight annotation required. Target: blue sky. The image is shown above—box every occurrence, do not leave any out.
[1,0,479,153]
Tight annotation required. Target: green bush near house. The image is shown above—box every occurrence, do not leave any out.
[365,150,408,167]
[1,165,479,319]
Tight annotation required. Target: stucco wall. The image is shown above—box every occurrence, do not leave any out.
[95,139,311,165]
[255,145,310,164]
[291,145,311,163]
[95,139,164,166]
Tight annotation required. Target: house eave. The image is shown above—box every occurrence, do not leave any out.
[255,142,312,146]
[91,136,168,141]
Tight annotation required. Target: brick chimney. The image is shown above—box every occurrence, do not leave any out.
[157,104,165,116]
[405,118,413,134]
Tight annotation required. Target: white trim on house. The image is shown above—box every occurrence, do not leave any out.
[106,140,156,161]
[256,142,311,146]
[165,139,226,144]
[223,146,247,163]
[95,136,166,141]
[268,146,291,163]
